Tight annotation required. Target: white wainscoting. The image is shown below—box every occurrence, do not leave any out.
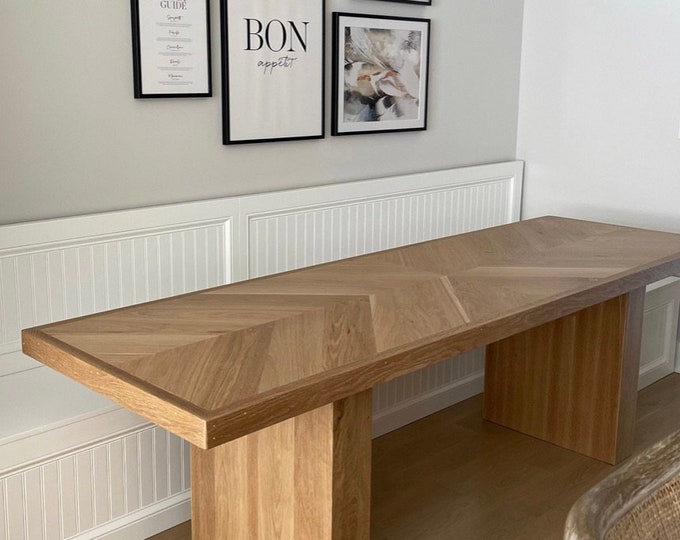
[0,202,237,539]
[0,206,235,452]
[1,161,524,538]
[639,277,680,390]
[0,425,190,540]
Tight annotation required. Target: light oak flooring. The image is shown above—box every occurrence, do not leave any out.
[150,373,680,540]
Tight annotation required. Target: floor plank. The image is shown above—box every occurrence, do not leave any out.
[150,374,680,540]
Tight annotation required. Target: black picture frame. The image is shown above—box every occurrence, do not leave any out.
[130,0,212,98]
[378,0,432,4]
[220,0,326,145]
[332,12,431,136]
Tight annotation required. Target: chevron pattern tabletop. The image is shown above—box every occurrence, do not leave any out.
[22,216,680,448]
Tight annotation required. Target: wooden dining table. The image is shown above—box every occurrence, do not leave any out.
[22,216,680,539]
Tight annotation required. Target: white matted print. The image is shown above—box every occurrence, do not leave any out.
[131,0,212,98]
[221,0,325,144]
[332,13,430,136]
[378,0,432,4]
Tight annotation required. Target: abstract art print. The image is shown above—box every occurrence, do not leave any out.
[332,13,430,136]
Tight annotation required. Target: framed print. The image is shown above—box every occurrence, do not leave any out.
[131,0,212,98]
[332,13,430,136]
[221,0,325,145]
[378,0,432,4]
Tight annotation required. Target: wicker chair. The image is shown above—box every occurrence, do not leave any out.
[565,430,680,539]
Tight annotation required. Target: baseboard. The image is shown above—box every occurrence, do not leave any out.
[639,360,674,390]
[372,371,485,439]
[78,494,191,540]
[640,277,680,389]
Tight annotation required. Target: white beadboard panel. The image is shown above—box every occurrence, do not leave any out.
[0,219,231,379]
[0,426,191,540]
[0,197,239,259]
[3,475,25,540]
[242,162,523,278]
[0,213,232,467]
[0,199,235,539]
[639,277,680,390]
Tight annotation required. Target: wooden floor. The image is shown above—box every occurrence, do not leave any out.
[150,374,680,540]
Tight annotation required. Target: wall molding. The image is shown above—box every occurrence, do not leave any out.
[639,277,680,389]
[85,495,191,540]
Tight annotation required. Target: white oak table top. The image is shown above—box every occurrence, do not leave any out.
[21,216,680,449]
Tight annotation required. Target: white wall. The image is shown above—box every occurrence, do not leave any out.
[517,1,680,232]
[0,0,524,226]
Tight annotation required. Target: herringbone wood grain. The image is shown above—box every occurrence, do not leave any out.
[22,217,680,449]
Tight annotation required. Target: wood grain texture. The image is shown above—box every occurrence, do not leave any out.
[152,375,680,540]
[20,216,680,448]
[190,392,371,540]
[484,288,645,463]
[332,390,372,539]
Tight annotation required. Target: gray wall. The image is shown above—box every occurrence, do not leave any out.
[1,1,524,226]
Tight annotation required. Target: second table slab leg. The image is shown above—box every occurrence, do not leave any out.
[484,288,645,464]
[191,390,372,539]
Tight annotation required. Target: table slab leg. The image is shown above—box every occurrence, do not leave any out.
[191,390,372,539]
[484,288,645,464]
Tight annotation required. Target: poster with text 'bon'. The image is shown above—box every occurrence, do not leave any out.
[221,0,325,144]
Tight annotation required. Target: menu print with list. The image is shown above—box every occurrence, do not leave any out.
[132,0,212,97]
